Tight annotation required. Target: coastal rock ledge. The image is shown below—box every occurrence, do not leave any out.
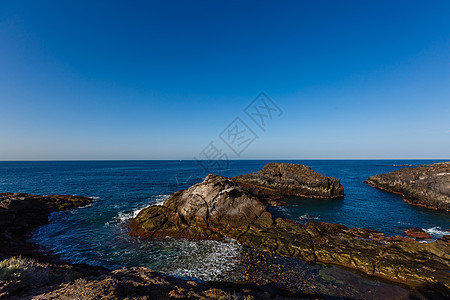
[233,162,344,199]
[365,162,450,211]
[130,163,450,293]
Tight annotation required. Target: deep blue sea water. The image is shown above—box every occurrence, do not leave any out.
[0,160,449,281]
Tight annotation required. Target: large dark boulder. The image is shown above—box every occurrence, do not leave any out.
[365,162,450,211]
[129,174,273,240]
[233,162,344,199]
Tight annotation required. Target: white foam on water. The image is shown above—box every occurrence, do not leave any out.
[153,194,170,206]
[424,226,450,239]
[159,238,242,281]
[115,194,170,222]
[299,213,320,221]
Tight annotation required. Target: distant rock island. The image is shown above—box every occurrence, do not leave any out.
[365,162,450,211]
[233,162,344,199]
[130,163,450,293]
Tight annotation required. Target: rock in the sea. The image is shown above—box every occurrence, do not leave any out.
[405,228,432,239]
[233,162,344,199]
[0,193,93,259]
[129,174,273,240]
[130,165,450,291]
[365,162,450,211]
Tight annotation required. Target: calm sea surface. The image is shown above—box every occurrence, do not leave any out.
[0,160,449,281]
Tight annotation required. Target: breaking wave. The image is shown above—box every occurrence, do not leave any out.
[424,226,450,239]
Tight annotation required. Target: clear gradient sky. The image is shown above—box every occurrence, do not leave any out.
[1,1,449,160]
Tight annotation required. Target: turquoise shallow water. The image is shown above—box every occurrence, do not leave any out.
[0,160,449,280]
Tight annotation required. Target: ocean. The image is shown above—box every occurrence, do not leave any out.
[0,160,449,281]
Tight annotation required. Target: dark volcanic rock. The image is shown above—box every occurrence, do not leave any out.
[0,193,93,259]
[405,228,432,239]
[365,162,450,211]
[130,171,450,292]
[233,162,344,199]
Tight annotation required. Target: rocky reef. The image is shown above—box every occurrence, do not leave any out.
[233,162,344,199]
[365,162,450,211]
[0,193,93,259]
[130,164,450,295]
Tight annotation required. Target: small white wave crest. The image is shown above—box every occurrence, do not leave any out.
[115,194,170,222]
[424,226,450,239]
[299,213,320,221]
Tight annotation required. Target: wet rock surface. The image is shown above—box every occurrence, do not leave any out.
[365,162,450,211]
[405,228,432,239]
[130,164,450,296]
[238,245,443,300]
[1,261,302,300]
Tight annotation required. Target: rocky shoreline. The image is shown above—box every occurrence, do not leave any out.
[0,193,94,261]
[130,163,450,298]
[365,162,450,211]
[0,192,308,299]
[2,162,450,299]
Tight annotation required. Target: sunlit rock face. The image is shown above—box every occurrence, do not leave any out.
[366,162,450,211]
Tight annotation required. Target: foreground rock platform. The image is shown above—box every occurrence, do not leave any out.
[365,162,450,211]
[130,164,450,295]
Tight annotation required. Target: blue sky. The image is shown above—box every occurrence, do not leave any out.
[1,0,449,160]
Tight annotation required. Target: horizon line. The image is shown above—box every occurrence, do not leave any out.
[0,158,449,162]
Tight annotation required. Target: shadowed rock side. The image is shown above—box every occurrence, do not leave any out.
[0,193,93,259]
[233,162,344,199]
[365,162,450,211]
[130,173,450,294]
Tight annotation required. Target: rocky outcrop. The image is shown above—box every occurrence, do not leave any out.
[130,172,450,293]
[129,174,273,240]
[233,162,344,199]
[0,193,93,259]
[365,162,450,211]
[405,228,431,239]
[0,192,304,299]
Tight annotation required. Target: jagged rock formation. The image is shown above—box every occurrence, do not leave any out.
[129,174,273,240]
[233,162,344,199]
[130,166,450,293]
[0,193,93,259]
[365,162,450,211]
